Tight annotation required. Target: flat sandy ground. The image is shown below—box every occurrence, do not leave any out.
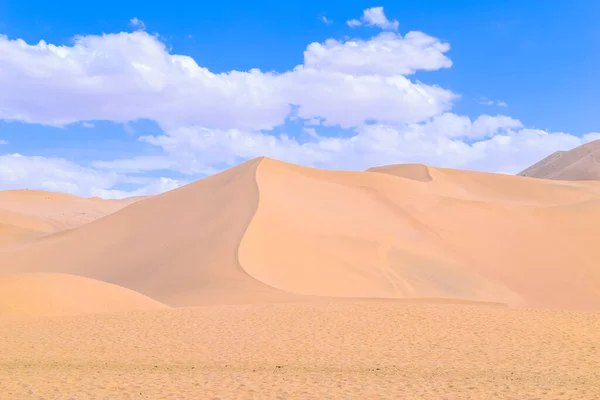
[2,300,599,399]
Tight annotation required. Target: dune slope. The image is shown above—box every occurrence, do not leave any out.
[0,158,296,306]
[2,158,600,310]
[238,159,600,309]
[0,273,166,317]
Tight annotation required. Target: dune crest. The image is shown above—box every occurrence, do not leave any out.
[0,273,166,317]
[2,157,600,310]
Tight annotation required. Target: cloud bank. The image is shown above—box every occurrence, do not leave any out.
[0,6,595,197]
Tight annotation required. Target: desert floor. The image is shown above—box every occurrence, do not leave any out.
[2,300,599,399]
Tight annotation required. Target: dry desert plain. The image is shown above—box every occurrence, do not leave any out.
[1,157,600,399]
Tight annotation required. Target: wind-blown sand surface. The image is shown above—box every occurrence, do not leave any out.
[2,301,599,399]
[2,157,600,398]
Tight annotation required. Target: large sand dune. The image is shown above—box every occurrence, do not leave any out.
[0,272,166,317]
[1,157,600,310]
[0,159,298,306]
[518,138,600,180]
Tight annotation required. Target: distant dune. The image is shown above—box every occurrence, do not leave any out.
[0,272,167,317]
[1,157,600,310]
[518,139,600,180]
[367,163,433,182]
[0,189,142,247]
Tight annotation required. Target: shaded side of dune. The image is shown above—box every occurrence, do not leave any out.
[0,158,299,306]
[366,163,433,182]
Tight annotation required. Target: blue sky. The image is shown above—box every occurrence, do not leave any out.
[0,1,598,197]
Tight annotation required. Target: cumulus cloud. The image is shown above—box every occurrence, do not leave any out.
[92,177,186,199]
[0,29,454,130]
[0,153,184,198]
[347,7,399,31]
[0,153,118,196]
[92,155,178,173]
[303,31,451,76]
[90,114,583,176]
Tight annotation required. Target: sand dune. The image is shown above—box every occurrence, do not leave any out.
[1,157,600,310]
[0,272,166,317]
[0,159,297,306]
[240,159,600,309]
[518,138,600,180]
[0,189,142,247]
[367,163,433,182]
[0,210,55,247]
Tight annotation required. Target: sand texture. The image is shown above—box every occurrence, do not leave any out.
[2,157,600,398]
[1,301,599,399]
[518,138,600,180]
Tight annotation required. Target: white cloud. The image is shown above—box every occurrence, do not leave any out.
[92,177,187,199]
[92,155,178,173]
[101,114,584,176]
[0,23,456,130]
[0,32,290,130]
[0,153,184,198]
[285,69,455,128]
[321,16,333,24]
[303,31,451,76]
[0,153,118,196]
[347,7,399,31]
[0,139,7,145]
[584,132,600,142]
[81,121,94,128]
[130,17,146,30]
